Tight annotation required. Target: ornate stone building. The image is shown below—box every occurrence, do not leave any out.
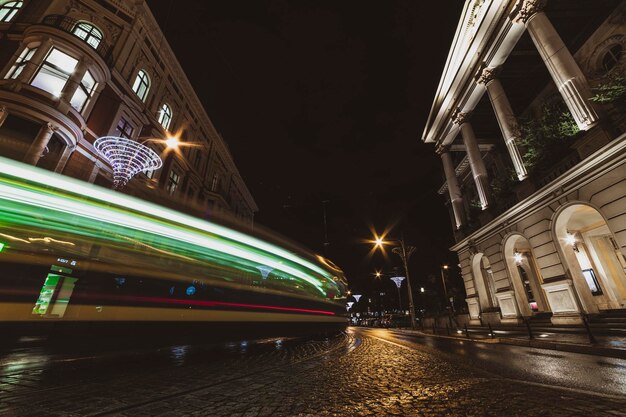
[423,0,626,324]
[0,0,257,225]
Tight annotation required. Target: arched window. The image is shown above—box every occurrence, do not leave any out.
[132,69,150,102]
[72,21,103,49]
[0,1,23,22]
[601,44,623,73]
[158,103,172,130]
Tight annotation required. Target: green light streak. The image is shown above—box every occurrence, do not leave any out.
[0,157,347,299]
[0,158,331,278]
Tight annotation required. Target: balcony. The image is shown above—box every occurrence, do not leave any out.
[40,15,112,65]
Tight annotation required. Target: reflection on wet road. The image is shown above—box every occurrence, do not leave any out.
[366,328,626,397]
[1,328,626,416]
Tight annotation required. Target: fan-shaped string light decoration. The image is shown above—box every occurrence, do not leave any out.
[94,136,163,189]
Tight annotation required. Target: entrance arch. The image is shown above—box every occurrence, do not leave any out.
[554,203,626,312]
[471,253,497,311]
[503,233,548,316]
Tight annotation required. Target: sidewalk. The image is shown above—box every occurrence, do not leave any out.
[395,325,626,359]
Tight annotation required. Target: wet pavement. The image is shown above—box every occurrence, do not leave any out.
[1,327,626,416]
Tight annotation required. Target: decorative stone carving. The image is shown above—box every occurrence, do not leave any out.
[476,66,498,85]
[452,109,472,125]
[512,0,547,25]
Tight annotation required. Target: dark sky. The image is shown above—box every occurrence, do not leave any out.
[146,0,464,299]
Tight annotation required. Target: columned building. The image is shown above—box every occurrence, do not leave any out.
[0,0,257,226]
[423,0,625,324]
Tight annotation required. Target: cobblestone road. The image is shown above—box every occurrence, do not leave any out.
[1,328,625,416]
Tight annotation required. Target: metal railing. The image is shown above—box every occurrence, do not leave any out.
[40,15,112,64]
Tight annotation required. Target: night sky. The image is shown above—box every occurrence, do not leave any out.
[146,1,465,303]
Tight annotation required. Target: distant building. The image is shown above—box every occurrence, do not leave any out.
[0,0,257,225]
[423,0,625,324]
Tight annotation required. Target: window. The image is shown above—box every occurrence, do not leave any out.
[132,69,150,102]
[70,70,96,112]
[114,117,134,139]
[582,268,603,296]
[166,170,180,195]
[31,48,78,97]
[5,46,37,79]
[602,44,623,73]
[158,103,172,130]
[144,168,155,179]
[210,173,219,192]
[0,1,22,22]
[71,21,103,49]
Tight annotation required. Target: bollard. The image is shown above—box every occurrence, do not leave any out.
[445,323,450,336]
[464,324,470,339]
[581,314,597,344]
[488,323,494,339]
[524,317,534,339]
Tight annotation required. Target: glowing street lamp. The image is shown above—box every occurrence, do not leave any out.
[165,135,180,150]
[373,234,417,329]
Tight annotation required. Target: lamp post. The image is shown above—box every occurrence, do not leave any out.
[440,264,455,312]
[374,236,417,329]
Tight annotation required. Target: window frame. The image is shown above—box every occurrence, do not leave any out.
[30,47,79,98]
[71,21,104,50]
[0,0,23,23]
[70,69,97,112]
[166,170,180,195]
[114,117,135,139]
[158,103,172,130]
[5,45,37,80]
[132,69,150,102]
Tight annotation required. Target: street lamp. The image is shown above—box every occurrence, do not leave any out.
[372,235,417,329]
[440,264,455,312]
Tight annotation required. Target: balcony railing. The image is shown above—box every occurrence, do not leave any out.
[40,15,112,64]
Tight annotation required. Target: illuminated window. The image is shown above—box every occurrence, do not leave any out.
[0,1,23,22]
[114,117,134,139]
[582,268,603,296]
[31,48,78,97]
[70,70,96,112]
[166,170,180,195]
[71,21,103,49]
[132,69,150,102]
[158,103,172,130]
[5,45,37,79]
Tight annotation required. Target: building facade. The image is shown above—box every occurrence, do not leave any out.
[0,0,257,226]
[423,0,626,324]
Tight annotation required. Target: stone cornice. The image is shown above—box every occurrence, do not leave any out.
[421,0,524,145]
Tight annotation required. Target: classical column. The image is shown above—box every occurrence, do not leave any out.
[61,59,89,106]
[440,148,466,229]
[55,145,75,173]
[0,106,8,127]
[512,0,598,131]
[17,39,53,84]
[453,111,492,210]
[477,67,528,181]
[24,123,56,166]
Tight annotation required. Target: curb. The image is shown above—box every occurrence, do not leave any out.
[393,329,626,360]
